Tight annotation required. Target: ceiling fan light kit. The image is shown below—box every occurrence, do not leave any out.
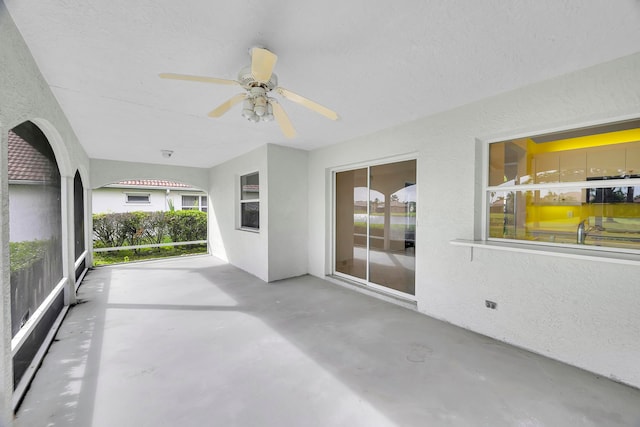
[242,86,274,123]
[160,47,338,138]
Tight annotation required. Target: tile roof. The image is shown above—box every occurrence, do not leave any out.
[113,180,191,188]
[8,130,55,182]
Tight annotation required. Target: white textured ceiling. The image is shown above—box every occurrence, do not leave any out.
[5,0,640,168]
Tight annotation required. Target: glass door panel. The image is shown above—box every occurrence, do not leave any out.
[369,160,416,295]
[335,160,416,296]
[335,168,368,280]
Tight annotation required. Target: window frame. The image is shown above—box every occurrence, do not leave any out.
[480,117,640,256]
[239,172,260,231]
[181,194,208,212]
[330,153,419,301]
[124,192,151,204]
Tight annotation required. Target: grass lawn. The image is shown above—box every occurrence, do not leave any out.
[93,244,207,266]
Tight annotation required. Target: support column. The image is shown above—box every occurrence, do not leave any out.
[1,129,14,426]
[61,176,77,306]
[84,187,93,271]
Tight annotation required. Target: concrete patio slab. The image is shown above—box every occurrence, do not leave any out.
[14,255,640,426]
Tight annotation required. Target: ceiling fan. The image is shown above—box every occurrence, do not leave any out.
[159,47,339,138]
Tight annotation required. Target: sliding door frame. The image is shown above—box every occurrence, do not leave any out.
[330,153,418,300]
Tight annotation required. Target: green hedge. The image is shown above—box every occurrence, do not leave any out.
[9,240,49,274]
[93,210,206,248]
[166,210,207,243]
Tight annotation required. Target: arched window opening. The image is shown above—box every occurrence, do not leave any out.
[74,170,87,282]
[8,121,64,389]
[92,179,208,265]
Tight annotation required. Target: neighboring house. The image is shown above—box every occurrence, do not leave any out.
[92,180,207,213]
[7,130,61,242]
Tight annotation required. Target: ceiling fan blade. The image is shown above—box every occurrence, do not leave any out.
[251,48,278,84]
[159,73,240,86]
[208,93,247,118]
[276,87,339,121]
[271,102,296,138]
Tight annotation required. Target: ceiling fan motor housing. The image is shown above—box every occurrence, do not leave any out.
[237,65,278,91]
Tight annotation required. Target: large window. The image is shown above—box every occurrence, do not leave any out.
[335,159,416,296]
[487,119,640,252]
[240,172,259,230]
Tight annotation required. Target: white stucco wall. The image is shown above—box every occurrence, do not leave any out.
[1,1,91,423]
[209,145,269,281]
[267,145,308,282]
[92,188,169,213]
[307,52,640,388]
[92,187,206,214]
[8,184,60,242]
[208,144,309,282]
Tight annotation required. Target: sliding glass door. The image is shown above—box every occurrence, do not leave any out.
[335,159,416,295]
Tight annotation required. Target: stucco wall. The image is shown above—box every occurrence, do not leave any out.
[267,145,308,281]
[0,1,91,424]
[92,187,206,214]
[307,52,640,388]
[92,188,169,213]
[209,145,269,281]
[8,185,60,242]
[208,144,309,282]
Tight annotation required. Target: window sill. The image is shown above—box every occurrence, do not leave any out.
[238,227,260,233]
[450,239,640,266]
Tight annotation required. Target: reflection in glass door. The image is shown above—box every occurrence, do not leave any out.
[335,168,368,280]
[335,160,416,295]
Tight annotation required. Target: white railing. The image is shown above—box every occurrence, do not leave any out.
[93,240,207,252]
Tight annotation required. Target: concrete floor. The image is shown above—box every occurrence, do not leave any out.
[14,255,640,427]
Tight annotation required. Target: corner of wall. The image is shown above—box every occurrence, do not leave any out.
[208,145,269,282]
[266,145,309,281]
